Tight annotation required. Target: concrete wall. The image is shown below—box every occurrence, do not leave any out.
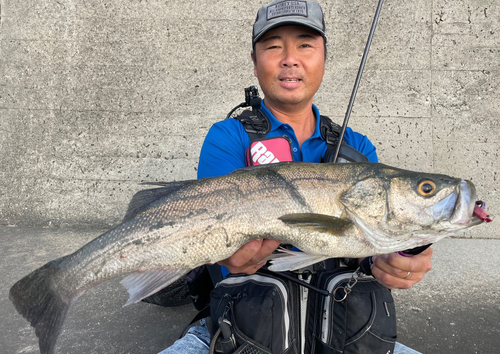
[1,0,498,237]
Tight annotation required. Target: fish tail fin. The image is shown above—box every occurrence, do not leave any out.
[9,259,78,354]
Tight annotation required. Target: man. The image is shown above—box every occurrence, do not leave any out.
[160,1,432,353]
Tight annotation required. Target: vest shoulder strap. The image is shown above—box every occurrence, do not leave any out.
[319,115,342,145]
[233,111,368,163]
[320,115,369,163]
[232,109,271,141]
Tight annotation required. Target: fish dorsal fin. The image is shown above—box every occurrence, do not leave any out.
[120,268,187,306]
[279,213,353,235]
[231,162,295,174]
[123,181,195,222]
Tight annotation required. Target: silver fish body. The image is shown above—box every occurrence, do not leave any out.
[9,162,485,354]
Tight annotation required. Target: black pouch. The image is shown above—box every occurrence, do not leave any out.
[308,269,397,354]
[204,266,396,354]
[209,272,300,354]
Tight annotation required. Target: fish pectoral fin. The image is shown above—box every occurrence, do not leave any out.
[267,250,329,271]
[120,268,186,306]
[279,213,353,236]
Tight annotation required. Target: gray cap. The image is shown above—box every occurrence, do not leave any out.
[253,0,327,44]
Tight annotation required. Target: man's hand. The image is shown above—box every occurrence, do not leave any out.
[218,239,281,274]
[370,247,433,289]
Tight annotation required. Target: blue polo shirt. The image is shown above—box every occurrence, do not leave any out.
[198,100,378,179]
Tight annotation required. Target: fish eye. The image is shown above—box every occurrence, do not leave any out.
[417,180,436,196]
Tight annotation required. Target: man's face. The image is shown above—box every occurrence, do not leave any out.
[252,25,325,109]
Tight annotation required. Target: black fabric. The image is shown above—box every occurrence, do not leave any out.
[207,267,396,354]
[207,264,224,286]
[233,109,271,141]
[141,277,191,307]
[307,269,397,354]
[324,143,369,163]
[319,115,368,163]
[186,265,217,310]
[141,265,217,309]
[233,109,368,163]
[209,271,300,354]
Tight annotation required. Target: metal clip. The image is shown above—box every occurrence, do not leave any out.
[332,268,362,302]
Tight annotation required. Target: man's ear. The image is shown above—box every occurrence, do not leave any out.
[251,51,258,77]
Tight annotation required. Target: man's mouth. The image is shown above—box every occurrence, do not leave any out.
[280,78,301,82]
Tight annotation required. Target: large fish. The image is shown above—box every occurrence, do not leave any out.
[10,162,489,354]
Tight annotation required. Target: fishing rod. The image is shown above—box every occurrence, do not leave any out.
[336,0,437,271]
[332,0,385,162]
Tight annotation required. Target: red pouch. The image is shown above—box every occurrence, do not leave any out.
[245,137,294,166]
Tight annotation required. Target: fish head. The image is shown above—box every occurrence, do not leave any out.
[339,166,484,251]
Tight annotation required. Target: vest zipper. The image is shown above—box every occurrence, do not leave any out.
[299,274,311,354]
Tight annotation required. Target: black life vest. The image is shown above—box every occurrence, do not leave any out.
[233,108,369,165]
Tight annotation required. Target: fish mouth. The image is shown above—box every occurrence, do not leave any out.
[443,180,482,226]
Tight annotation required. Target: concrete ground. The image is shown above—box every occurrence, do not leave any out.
[1,226,499,354]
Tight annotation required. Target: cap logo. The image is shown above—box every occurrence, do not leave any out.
[267,1,308,20]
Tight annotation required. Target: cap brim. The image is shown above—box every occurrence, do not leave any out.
[253,20,327,44]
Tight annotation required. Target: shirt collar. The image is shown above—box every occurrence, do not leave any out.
[260,100,323,139]
[311,104,323,140]
[259,100,285,132]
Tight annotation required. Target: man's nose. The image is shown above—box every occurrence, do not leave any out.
[280,46,299,67]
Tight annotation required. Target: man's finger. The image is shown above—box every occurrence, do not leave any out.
[371,247,433,289]
[373,247,433,275]
[220,239,264,268]
[218,239,282,275]
[250,239,281,264]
